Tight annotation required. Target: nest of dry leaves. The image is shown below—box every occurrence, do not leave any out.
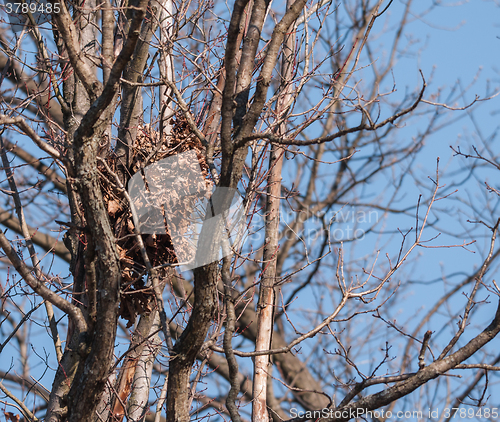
[98,115,211,326]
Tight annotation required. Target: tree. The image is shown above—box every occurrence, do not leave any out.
[0,0,499,421]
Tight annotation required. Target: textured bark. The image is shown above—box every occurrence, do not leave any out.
[110,305,166,420]
[66,130,121,422]
[220,0,251,148]
[233,0,271,131]
[223,258,243,422]
[252,2,299,420]
[116,0,164,177]
[166,262,219,422]
[49,0,102,101]
[127,313,162,421]
[158,0,175,136]
[44,0,149,419]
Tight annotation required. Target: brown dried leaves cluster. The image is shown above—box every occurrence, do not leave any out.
[98,115,210,326]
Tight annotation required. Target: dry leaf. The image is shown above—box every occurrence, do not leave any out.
[4,412,21,422]
[108,199,121,216]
